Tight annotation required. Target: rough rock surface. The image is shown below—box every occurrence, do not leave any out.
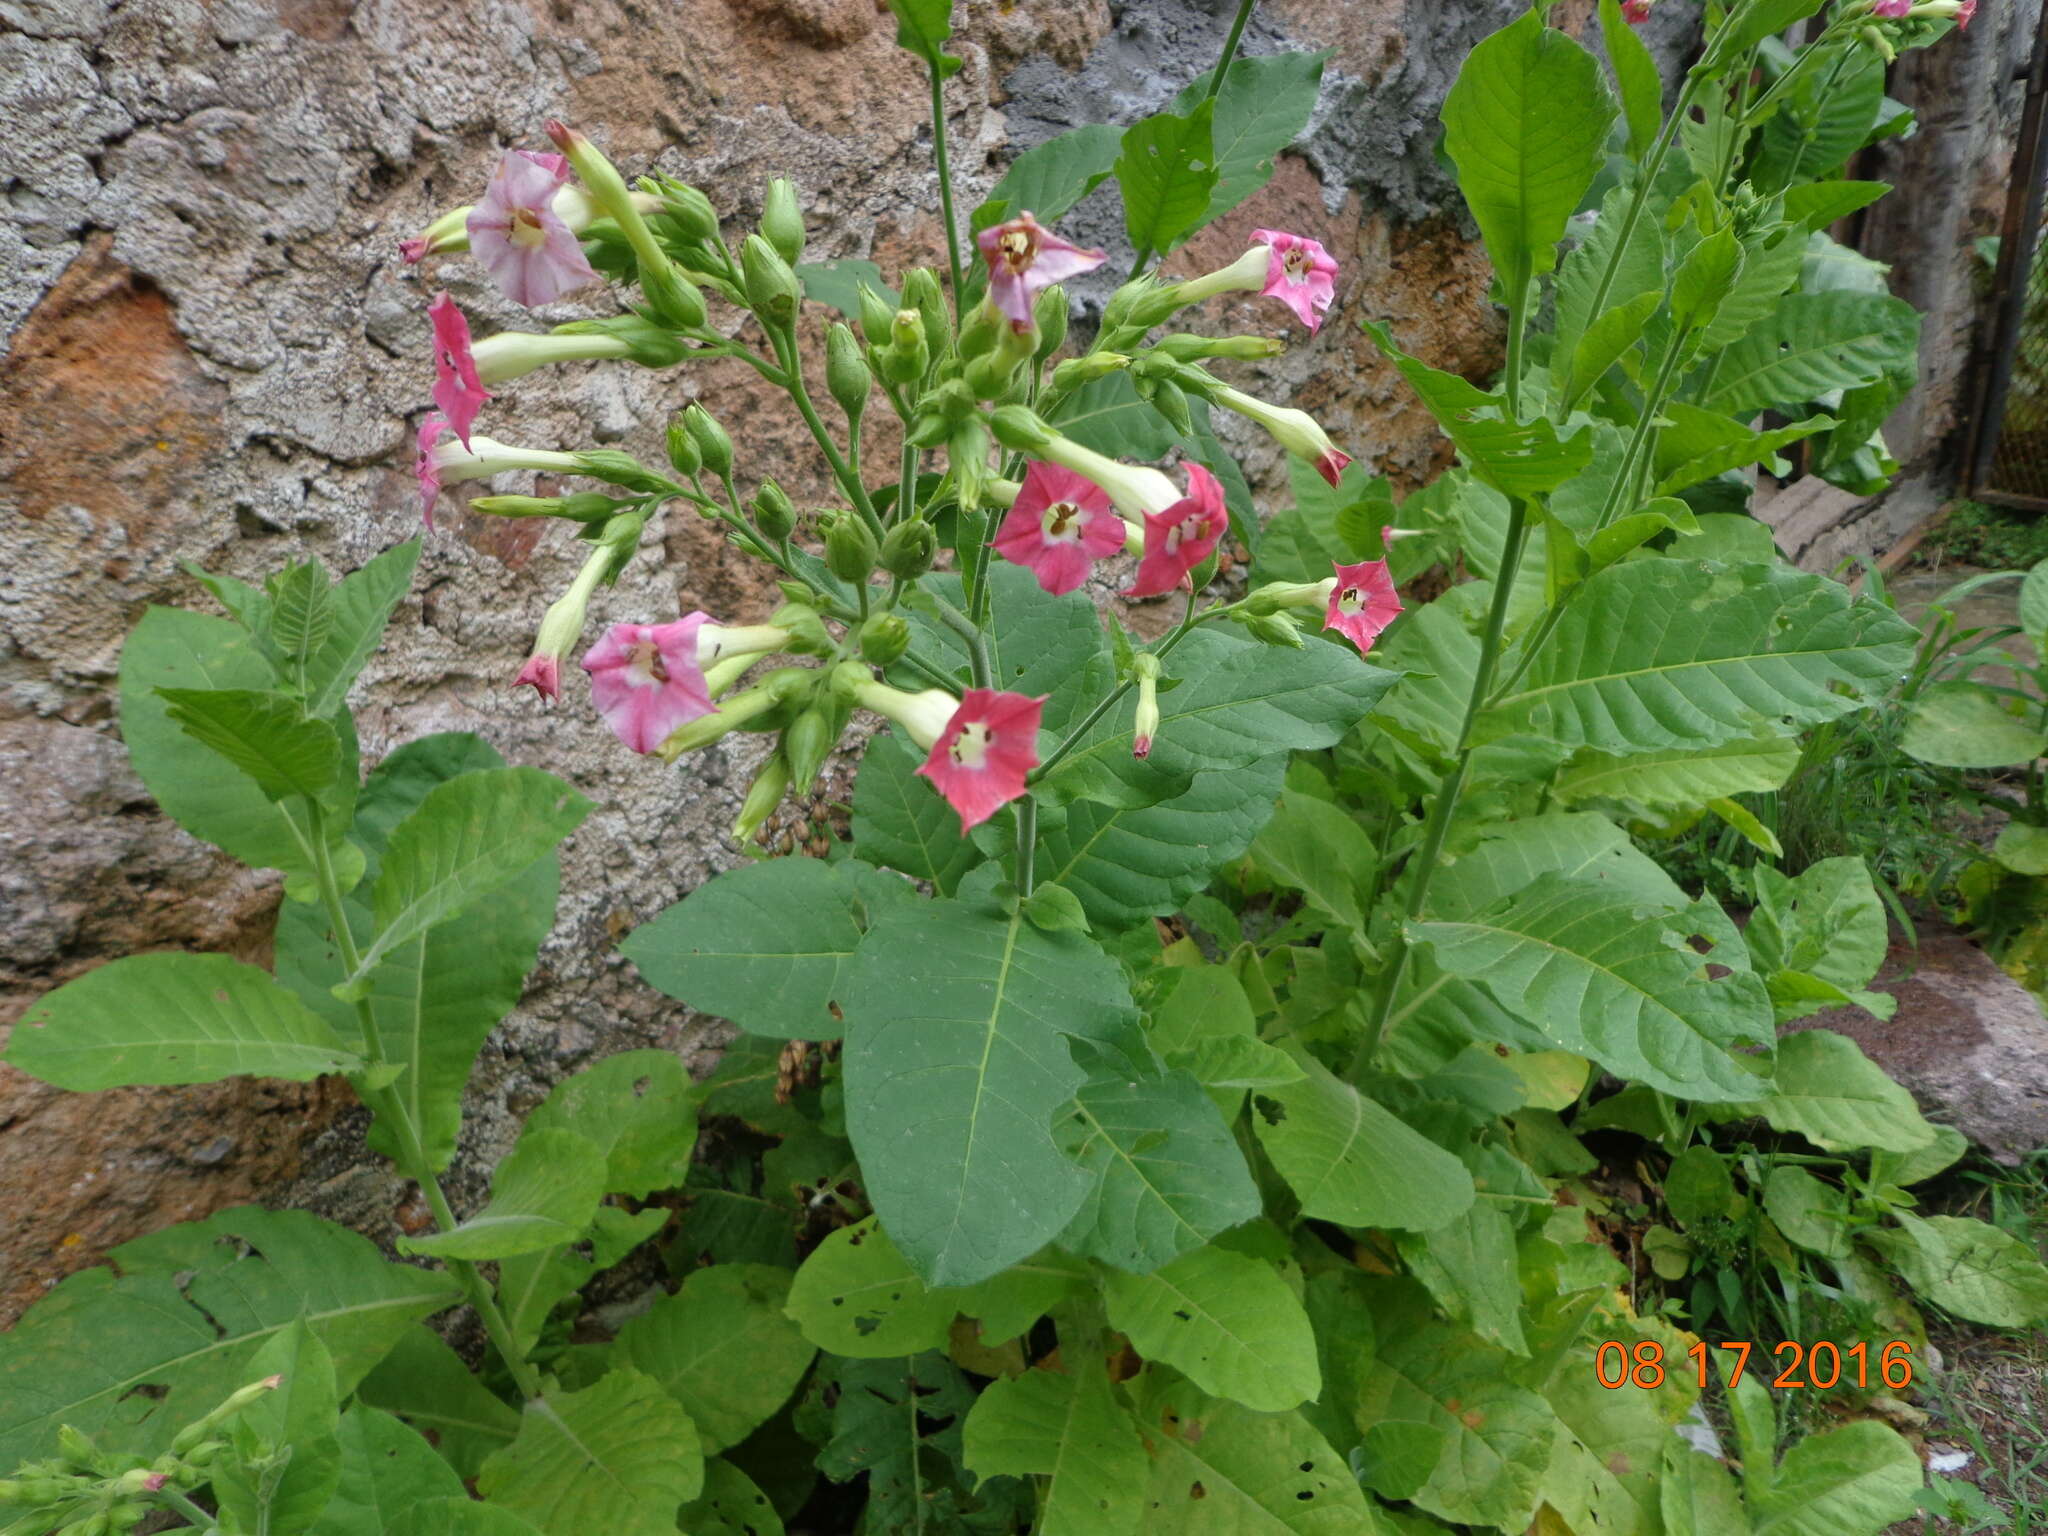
[1791,928,2048,1167]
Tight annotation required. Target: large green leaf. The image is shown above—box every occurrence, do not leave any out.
[1414,872,1773,1101]
[1131,1372,1388,1534]
[1036,755,1286,931]
[1728,1029,1933,1152]
[812,1354,1014,1530]
[622,857,912,1039]
[1396,1201,1525,1355]
[1052,371,1182,461]
[1103,1245,1320,1412]
[525,1049,700,1198]
[308,1406,467,1536]
[1253,1047,1476,1230]
[212,1320,344,1536]
[783,1217,953,1358]
[1600,0,1663,157]
[676,1460,787,1536]
[911,566,1117,735]
[1247,789,1375,933]
[1654,413,1837,497]
[962,1360,1147,1536]
[6,951,360,1089]
[988,125,1122,225]
[1488,559,1916,755]
[1117,101,1218,256]
[477,1370,703,1536]
[1902,680,2048,768]
[1864,1212,2048,1328]
[1749,1419,1923,1535]
[391,1503,546,1536]
[1554,184,1666,386]
[0,1207,459,1466]
[1173,50,1330,226]
[1056,1064,1261,1273]
[617,1265,815,1452]
[1703,291,1920,416]
[496,1207,667,1360]
[355,767,591,980]
[1443,9,1614,297]
[851,730,982,894]
[355,1328,523,1481]
[1552,734,1800,810]
[302,541,421,718]
[401,1128,607,1261]
[156,686,344,804]
[840,896,1140,1285]
[1752,39,1884,191]
[1746,857,1890,1005]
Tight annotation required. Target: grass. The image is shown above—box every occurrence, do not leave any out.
[1912,500,2048,576]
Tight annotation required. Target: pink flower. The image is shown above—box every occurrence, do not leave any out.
[1871,0,1910,13]
[581,615,718,755]
[992,461,1126,595]
[515,654,561,702]
[1324,559,1403,655]
[415,414,450,529]
[1958,0,1977,26]
[1126,463,1228,598]
[466,150,599,308]
[914,688,1046,833]
[976,213,1107,329]
[400,237,431,263]
[428,293,491,450]
[1621,0,1652,21]
[1250,228,1339,332]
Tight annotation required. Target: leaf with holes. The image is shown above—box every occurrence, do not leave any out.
[1102,1245,1319,1412]
[962,1359,1147,1536]
[307,1406,467,1536]
[1725,1029,1933,1152]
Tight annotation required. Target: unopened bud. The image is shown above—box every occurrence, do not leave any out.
[1048,352,1132,391]
[660,181,722,244]
[760,177,805,266]
[732,753,791,844]
[1149,333,1286,362]
[957,300,1003,364]
[859,612,911,666]
[683,403,733,479]
[57,1426,99,1471]
[637,254,708,331]
[879,519,937,580]
[951,421,992,512]
[741,233,801,325]
[899,268,948,351]
[572,449,672,495]
[665,420,702,478]
[856,281,898,344]
[751,479,797,541]
[880,308,929,385]
[823,512,879,584]
[1137,375,1194,435]
[769,601,834,655]
[988,405,1055,454]
[1132,653,1162,759]
[1033,284,1070,361]
[826,324,870,424]
[782,706,837,793]
[656,669,811,761]
[1240,610,1306,647]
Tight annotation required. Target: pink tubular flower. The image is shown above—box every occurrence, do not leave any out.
[1250,228,1339,332]
[914,688,1046,833]
[415,415,450,529]
[1126,463,1228,599]
[515,654,561,701]
[1957,0,1977,24]
[976,213,1108,329]
[992,461,1126,595]
[466,149,599,308]
[1621,0,1652,21]
[581,615,718,755]
[428,293,491,449]
[1324,559,1403,655]
[1871,0,1911,13]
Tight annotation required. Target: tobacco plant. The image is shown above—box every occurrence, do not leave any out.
[2,0,2027,1533]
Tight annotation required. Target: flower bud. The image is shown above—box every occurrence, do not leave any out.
[988,405,1056,453]
[782,706,838,793]
[856,281,898,344]
[637,252,709,331]
[1102,273,1184,332]
[57,1426,100,1472]
[879,518,937,580]
[1136,375,1194,435]
[741,233,801,326]
[823,512,879,583]
[760,177,805,265]
[751,478,797,541]
[1241,610,1306,647]
[655,668,811,761]
[1246,578,1338,617]
[859,612,911,666]
[666,419,702,478]
[572,449,673,494]
[1048,352,1132,391]
[470,492,625,523]
[952,421,993,511]
[898,268,948,351]
[659,181,722,244]
[1148,332,1286,362]
[778,578,824,607]
[683,403,734,479]
[731,752,791,844]
[769,601,834,655]
[1032,284,1070,362]
[399,204,472,262]
[826,323,870,424]
[1131,653,1162,759]
[546,120,704,331]
[879,308,929,385]
[957,299,1003,363]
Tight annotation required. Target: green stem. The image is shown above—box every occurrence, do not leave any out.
[931,64,966,322]
[1349,499,1531,1079]
[1027,595,1222,781]
[898,443,919,526]
[771,328,884,538]
[933,594,992,688]
[1015,797,1038,896]
[157,1488,219,1530]
[1504,262,1532,422]
[306,808,544,1404]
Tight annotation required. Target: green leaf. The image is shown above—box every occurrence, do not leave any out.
[308,1406,468,1536]
[390,1503,546,1536]
[1995,821,2048,875]
[1731,1029,1934,1152]
[1396,1200,1526,1355]
[1747,857,1889,999]
[1057,1065,1261,1273]
[990,125,1123,225]
[1131,1371,1388,1534]
[1704,291,1920,416]
[497,1207,668,1360]
[1753,40,1884,191]
[1350,1280,1559,1528]
[213,1320,343,1536]
[911,567,1118,736]
[1565,289,1660,409]
[841,895,1142,1285]
[1248,790,1375,933]
[1554,734,1800,810]
[477,1370,703,1536]
[1722,0,1827,57]
[1254,1046,1476,1229]
[1038,756,1286,931]
[676,1460,786,1536]
[1866,1212,2048,1328]
[356,1328,522,1481]
[2021,557,2048,647]
[1443,9,1614,298]
[1654,413,1838,497]
[1662,1445,1751,1536]
[1665,1145,1737,1228]
[884,0,959,76]
[266,558,335,689]
[1764,1166,1853,1259]
[1749,1418,1923,1535]
[1600,0,1663,157]
[298,541,420,716]
[356,767,591,979]
[1255,460,1393,583]
[1053,371,1182,462]
[1700,224,1810,351]
[1555,184,1666,379]
[1488,559,1917,756]
[1875,1122,1969,1188]
[1902,680,2048,768]
[813,1354,1006,1528]
[121,605,358,891]
[962,1359,1147,1536]
[157,686,344,804]
[617,1265,814,1453]
[401,1128,607,1260]
[1117,100,1218,257]
[622,858,911,1039]
[1102,1245,1320,1412]
[852,730,981,894]
[526,1050,700,1198]
[1414,872,1773,1101]
[0,1207,460,1466]
[794,259,890,316]
[1364,322,1595,497]
[1670,226,1745,336]
[1174,50,1330,226]
[784,1217,953,1357]
[6,951,360,1089]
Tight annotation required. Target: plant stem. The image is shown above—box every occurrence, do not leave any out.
[1015,797,1038,896]
[1349,498,1530,1079]
[933,594,992,688]
[156,1488,219,1530]
[898,443,919,526]
[771,328,885,538]
[306,808,544,1404]
[930,65,966,322]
